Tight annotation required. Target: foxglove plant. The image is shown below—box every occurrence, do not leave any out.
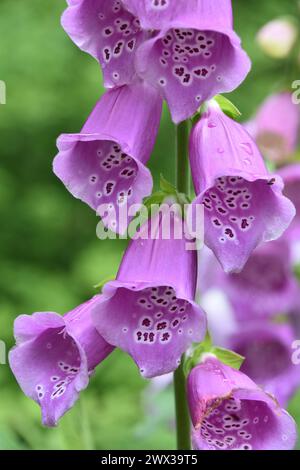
[188,357,297,450]
[189,101,296,273]
[92,207,207,378]
[9,296,114,426]
[53,81,162,233]
[9,0,299,450]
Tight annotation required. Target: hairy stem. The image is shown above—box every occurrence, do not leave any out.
[173,120,191,450]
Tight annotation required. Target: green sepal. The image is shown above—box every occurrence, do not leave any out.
[183,332,213,376]
[191,95,241,127]
[214,95,242,121]
[184,332,244,377]
[211,347,244,371]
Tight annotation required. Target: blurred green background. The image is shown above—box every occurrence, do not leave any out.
[0,0,300,450]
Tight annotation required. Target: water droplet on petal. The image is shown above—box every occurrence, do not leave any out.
[240,142,253,155]
[217,147,224,154]
[208,121,217,128]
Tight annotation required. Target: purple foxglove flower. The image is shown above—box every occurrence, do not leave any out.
[224,240,298,320]
[228,323,300,407]
[9,296,113,427]
[189,101,296,273]
[123,0,251,123]
[199,239,298,320]
[188,357,297,450]
[279,164,300,242]
[290,295,300,338]
[92,207,207,378]
[61,0,147,88]
[53,82,162,234]
[248,93,300,163]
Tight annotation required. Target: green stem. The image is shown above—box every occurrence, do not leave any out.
[173,120,191,451]
[176,121,190,193]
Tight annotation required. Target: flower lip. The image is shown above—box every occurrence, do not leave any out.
[92,280,207,378]
[55,133,153,235]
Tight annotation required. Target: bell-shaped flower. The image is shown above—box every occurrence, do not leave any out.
[189,101,296,273]
[279,164,300,242]
[228,323,300,407]
[92,206,207,378]
[247,93,300,163]
[188,357,297,450]
[224,240,298,319]
[53,82,162,234]
[123,0,251,123]
[61,0,147,88]
[198,240,298,319]
[9,296,114,427]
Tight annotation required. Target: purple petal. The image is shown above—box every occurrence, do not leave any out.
[198,240,298,320]
[189,102,296,273]
[61,0,146,88]
[92,283,205,378]
[225,240,298,319]
[9,296,113,427]
[279,164,300,242]
[229,323,300,407]
[53,82,162,234]
[92,209,207,377]
[188,358,297,450]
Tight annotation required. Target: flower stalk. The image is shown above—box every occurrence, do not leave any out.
[174,120,191,450]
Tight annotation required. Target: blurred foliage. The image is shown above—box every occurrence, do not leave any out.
[0,0,299,450]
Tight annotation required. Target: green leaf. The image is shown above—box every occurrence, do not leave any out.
[214,95,242,121]
[211,347,245,370]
